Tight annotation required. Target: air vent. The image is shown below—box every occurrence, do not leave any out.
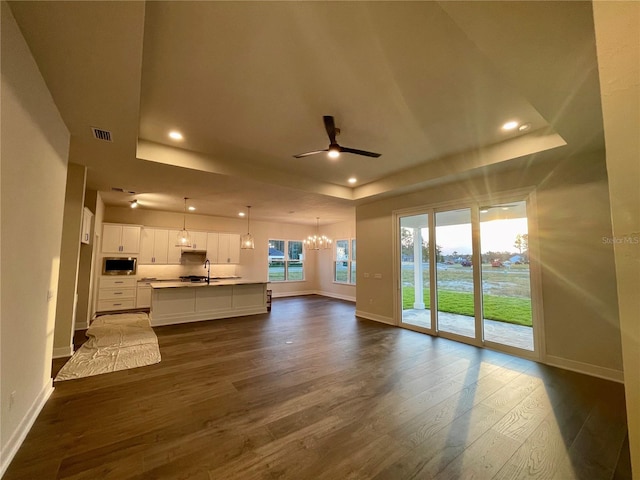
[91,127,112,142]
[111,187,136,194]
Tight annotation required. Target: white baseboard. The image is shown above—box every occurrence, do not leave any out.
[545,355,624,383]
[0,381,54,477]
[52,345,73,359]
[316,291,356,303]
[271,290,316,298]
[355,310,396,326]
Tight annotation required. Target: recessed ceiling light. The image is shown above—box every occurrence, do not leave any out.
[518,123,531,132]
[169,131,183,140]
[348,177,357,184]
[238,212,245,217]
[188,205,196,211]
[502,121,518,131]
[502,207,509,210]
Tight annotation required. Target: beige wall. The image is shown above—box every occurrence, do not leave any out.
[593,1,640,473]
[356,150,623,377]
[53,163,86,355]
[0,1,69,472]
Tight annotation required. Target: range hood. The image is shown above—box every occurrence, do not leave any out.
[181,249,207,257]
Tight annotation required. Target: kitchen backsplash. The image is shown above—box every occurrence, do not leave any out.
[137,263,237,279]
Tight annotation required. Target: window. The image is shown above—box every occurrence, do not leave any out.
[334,238,356,284]
[268,239,304,282]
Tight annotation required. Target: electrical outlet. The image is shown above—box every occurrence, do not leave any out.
[47,290,54,302]
[9,391,16,410]
[374,273,382,279]
[363,273,370,278]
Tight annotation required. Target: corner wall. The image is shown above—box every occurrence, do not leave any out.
[593,1,640,473]
[316,219,356,302]
[1,2,70,474]
[53,163,86,356]
[356,151,623,378]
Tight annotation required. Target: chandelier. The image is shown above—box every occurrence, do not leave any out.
[303,217,332,250]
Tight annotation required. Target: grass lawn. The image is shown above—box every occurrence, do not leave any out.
[402,288,532,327]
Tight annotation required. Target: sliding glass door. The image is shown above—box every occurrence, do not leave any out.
[400,213,432,332]
[479,201,534,351]
[397,196,537,356]
[435,208,477,340]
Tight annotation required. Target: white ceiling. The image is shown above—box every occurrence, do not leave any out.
[9,1,603,225]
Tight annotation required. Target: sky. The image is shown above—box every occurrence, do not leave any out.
[417,218,528,255]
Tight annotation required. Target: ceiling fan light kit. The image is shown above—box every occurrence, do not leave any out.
[294,116,381,159]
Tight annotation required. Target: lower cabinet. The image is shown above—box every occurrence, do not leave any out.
[97,277,137,312]
[136,282,152,308]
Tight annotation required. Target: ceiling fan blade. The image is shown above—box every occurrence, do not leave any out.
[340,146,381,158]
[293,149,328,158]
[323,116,337,144]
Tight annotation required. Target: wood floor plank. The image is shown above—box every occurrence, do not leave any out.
[3,296,631,480]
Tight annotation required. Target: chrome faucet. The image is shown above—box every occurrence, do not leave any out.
[204,259,211,284]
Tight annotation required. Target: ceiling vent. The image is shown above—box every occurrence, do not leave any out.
[91,127,112,142]
[111,187,136,194]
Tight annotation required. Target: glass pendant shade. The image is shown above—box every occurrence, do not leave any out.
[241,205,255,249]
[175,197,192,247]
[241,233,254,249]
[303,218,332,250]
[176,228,192,247]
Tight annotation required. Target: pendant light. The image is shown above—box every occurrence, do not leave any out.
[303,217,332,250]
[241,206,255,249]
[175,197,192,247]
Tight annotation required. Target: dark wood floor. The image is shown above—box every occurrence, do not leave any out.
[6,296,631,479]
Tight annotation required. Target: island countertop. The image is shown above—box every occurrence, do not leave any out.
[150,280,268,326]
[150,279,268,289]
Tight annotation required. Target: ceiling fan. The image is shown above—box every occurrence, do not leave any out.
[293,116,381,159]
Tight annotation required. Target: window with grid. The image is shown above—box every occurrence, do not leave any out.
[334,238,356,284]
[268,239,304,282]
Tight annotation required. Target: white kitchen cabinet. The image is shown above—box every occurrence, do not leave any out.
[190,231,208,251]
[209,233,240,264]
[102,224,141,254]
[97,276,137,312]
[167,230,183,264]
[206,232,219,263]
[81,207,93,245]
[136,282,152,308]
[139,228,169,264]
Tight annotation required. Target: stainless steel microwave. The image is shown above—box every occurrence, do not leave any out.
[102,257,137,275]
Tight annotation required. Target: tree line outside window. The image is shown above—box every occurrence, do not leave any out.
[334,239,356,285]
[268,239,304,282]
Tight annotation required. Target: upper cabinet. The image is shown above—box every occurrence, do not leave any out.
[187,231,208,251]
[103,223,238,263]
[102,224,141,254]
[167,230,183,264]
[216,233,240,264]
[139,228,169,264]
[206,232,219,263]
[81,207,93,245]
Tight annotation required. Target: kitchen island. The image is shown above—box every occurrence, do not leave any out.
[149,279,268,326]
